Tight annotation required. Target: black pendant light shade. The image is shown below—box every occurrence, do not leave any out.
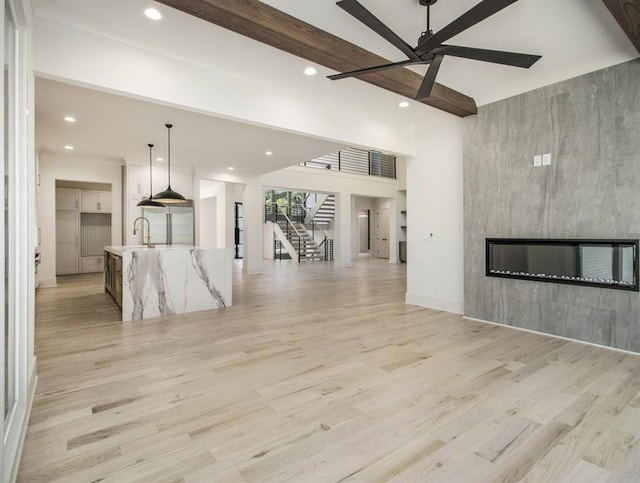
[137,143,165,208]
[154,123,186,204]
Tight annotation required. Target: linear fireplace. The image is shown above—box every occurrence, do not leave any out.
[486,239,639,291]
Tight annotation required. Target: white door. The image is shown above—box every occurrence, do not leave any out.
[56,211,79,274]
[375,208,390,259]
[358,210,369,253]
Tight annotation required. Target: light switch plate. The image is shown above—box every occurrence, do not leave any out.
[534,155,542,167]
[542,153,551,166]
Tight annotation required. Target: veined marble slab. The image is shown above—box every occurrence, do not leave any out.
[106,246,232,322]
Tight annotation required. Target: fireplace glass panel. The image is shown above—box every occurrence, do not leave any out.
[486,239,638,291]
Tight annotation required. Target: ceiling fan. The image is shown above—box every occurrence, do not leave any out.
[328,0,541,100]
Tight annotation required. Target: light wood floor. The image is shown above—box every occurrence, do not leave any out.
[18,259,640,482]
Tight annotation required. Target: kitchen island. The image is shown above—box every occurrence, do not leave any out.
[104,245,232,321]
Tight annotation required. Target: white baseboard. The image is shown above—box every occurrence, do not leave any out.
[405,292,463,315]
[37,277,57,287]
[463,316,640,357]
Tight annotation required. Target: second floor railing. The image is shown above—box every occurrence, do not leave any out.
[300,147,396,179]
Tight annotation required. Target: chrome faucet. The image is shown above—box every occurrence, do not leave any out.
[133,217,154,248]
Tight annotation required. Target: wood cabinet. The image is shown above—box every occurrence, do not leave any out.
[81,190,112,213]
[55,188,79,211]
[104,251,122,308]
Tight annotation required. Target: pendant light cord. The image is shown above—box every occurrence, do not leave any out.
[148,143,154,194]
[166,123,173,188]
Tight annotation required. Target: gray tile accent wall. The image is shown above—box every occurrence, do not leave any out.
[463,59,640,353]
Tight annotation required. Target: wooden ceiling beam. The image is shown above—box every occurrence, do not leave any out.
[155,0,477,117]
[602,0,640,54]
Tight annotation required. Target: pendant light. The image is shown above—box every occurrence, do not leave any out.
[154,123,186,204]
[137,143,165,208]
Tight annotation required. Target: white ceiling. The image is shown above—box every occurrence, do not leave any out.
[261,0,637,105]
[33,0,639,176]
[36,78,345,178]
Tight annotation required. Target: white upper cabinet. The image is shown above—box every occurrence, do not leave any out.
[81,190,112,213]
[56,188,79,211]
[126,163,193,201]
[126,164,143,198]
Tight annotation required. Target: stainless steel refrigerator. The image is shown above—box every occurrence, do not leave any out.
[142,202,194,246]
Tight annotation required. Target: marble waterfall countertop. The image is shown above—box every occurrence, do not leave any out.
[104,245,232,322]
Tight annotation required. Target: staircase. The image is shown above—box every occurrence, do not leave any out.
[311,194,335,226]
[275,221,323,261]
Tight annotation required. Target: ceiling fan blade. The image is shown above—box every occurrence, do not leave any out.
[328,59,424,80]
[337,0,420,60]
[432,45,541,68]
[415,54,444,100]
[416,0,519,56]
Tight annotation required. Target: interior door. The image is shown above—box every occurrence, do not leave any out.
[375,208,390,259]
[358,209,370,253]
[56,211,79,274]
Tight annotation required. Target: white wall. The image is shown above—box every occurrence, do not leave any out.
[199,196,217,248]
[198,179,222,248]
[406,112,464,314]
[242,177,264,274]
[197,179,236,250]
[33,17,416,157]
[38,154,123,285]
[396,157,407,191]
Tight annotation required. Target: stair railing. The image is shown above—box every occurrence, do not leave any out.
[265,202,334,261]
[266,203,303,261]
[292,202,335,261]
[291,202,329,239]
[277,204,307,262]
[299,148,396,179]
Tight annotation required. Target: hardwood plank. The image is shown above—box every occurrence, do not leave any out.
[562,459,610,483]
[17,259,640,482]
[154,0,477,117]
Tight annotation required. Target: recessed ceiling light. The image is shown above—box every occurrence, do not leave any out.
[64,145,74,150]
[64,116,76,123]
[265,151,273,156]
[304,66,317,76]
[144,7,162,20]
[399,101,410,108]
[227,166,235,171]
[156,157,164,162]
